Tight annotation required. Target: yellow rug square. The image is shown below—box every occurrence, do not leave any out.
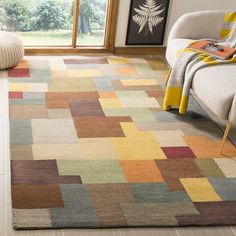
[180,178,221,202]
[112,123,166,160]
[99,98,122,108]
[9,83,29,92]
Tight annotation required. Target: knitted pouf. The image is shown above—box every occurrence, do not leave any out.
[0,32,24,70]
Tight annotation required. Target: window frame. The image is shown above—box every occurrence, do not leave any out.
[24,0,119,54]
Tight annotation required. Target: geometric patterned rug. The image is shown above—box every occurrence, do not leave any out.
[8,56,236,229]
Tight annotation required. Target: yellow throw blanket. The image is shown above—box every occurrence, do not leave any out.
[163,12,236,115]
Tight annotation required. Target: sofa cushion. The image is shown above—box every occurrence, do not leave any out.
[192,64,236,121]
[166,38,194,67]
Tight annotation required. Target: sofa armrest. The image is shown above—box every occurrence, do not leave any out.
[229,95,236,125]
[168,10,227,43]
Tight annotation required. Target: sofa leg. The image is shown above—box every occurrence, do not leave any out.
[165,68,172,85]
[219,121,232,154]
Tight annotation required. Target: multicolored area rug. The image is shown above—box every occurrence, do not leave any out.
[8,56,236,229]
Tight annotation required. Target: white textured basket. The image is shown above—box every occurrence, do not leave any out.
[0,32,24,70]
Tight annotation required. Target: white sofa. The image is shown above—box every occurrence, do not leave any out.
[165,10,236,152]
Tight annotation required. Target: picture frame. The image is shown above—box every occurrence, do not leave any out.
[126,0,170,45]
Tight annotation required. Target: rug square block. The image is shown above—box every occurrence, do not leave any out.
[120,202,198,226]
[130,183,191,203]
[78,138,117,160]
[146,90,165,98]
[194,159,225,177]
[128,58,148,64]
[132,63,153,74]
[116,91,149,98]
[214,158,236,177]
[10,105,48,119]
[87,183,134,205]
[180,178,222,202]
[13,209,52,229]
[29,69,52,83]
[69,98,104,117]
[161,147,196,159]
[121,79,158,86]
[48,78,96,92]
[28,59,50,70]
[184,136,236,158]
[99,92,117,98]
[9,83,29,92]
[74,116,132,138]
[12,184,64,209]
[68,69,102,77]
[8,68,30,78]
[99,98,122,108]
[51,70,68,78]
[57,160,127,184]
[154,130,187,147]
[11,145,33,160]
[49,59,67,70]
[49,184,98,228]
[66,64,98,70]
[48,109,72,119]
[120,160,164,183]
[107,57,131,64]
[31,119,78,144]
[115,66,137,75]
[14,60,29,69]
[23,92,45,100]
[176,201,236,226]
[9,92,23,99]
[10,98,45,106]
[104,108,156,123]
[146,58,168,71]
[112,80,160,91]
[27,83,48,92]
[119,97,160,108]
[10,119,33,145]
[112,123,166,160]
[209,177,236,201]
[95,65,117,76]
[32,144,81,160]
[93,78,114,91]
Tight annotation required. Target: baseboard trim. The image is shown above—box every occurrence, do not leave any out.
[24,46,166,55]
[114,47,166,55]
[25,47,111,55]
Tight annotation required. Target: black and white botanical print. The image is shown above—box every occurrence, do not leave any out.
[132,0,165,35]
[126,0,169,45]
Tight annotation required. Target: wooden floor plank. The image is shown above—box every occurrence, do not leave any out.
[177,227,235,236]
[0,128,4,175]
[231,227,236,236]
[63,228,178,236]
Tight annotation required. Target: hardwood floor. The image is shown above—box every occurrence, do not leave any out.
[0,60,235,236]
[177,227,235,236]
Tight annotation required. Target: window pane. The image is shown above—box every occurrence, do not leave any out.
[77,0,108,46]
[0,0,74,46]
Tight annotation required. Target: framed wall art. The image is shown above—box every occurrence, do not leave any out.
[126,0,170,45]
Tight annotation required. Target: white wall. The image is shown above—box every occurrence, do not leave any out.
[115,0,236,47]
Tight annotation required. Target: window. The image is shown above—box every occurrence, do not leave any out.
[77,0,108,46]
[0,0,115,49]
